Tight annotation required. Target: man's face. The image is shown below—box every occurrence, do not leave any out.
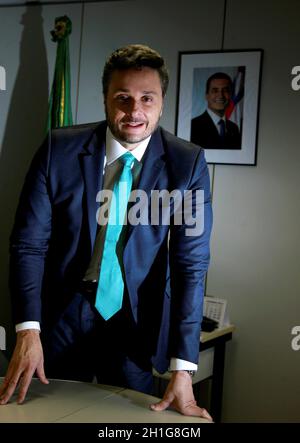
[105,67,164,150]
[206,78,231,117]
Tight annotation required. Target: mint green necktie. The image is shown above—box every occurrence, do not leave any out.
[95,152,135,320]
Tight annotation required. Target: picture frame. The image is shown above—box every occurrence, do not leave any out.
[176,50,263,165]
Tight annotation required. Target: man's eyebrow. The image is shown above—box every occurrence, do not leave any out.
[113,89,158,95]
[211,86,230,90]
[114,88,129,93]
[142,90,158,95]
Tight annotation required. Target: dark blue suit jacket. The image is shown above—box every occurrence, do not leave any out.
[10,121,212,373]
[191,110,241,149]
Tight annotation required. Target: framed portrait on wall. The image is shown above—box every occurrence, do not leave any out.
[176,50,263,165]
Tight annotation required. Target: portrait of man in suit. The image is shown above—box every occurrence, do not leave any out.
[0,44,212,420]
[190,72,242,150]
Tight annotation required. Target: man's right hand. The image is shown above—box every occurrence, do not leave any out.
[0,329,49,405]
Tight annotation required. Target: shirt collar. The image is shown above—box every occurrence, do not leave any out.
[207,107,226,126]
[105,127,151,165]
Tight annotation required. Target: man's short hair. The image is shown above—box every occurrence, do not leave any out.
[206,72,233,94]
[102,44,169,98]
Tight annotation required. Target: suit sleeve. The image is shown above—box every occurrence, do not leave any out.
[9,135,52,324]
[168,148,212,364]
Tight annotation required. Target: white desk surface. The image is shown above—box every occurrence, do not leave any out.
[0,378,209,423]
[200,324,235,343]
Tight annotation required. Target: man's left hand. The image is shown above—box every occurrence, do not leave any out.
[150,370,213,421]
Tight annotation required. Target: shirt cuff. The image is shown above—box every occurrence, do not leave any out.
[169,358,198,371]
[16,322,41,333]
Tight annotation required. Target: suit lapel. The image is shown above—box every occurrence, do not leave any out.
[123,127,167,321]
[205,111,220,139]
[125,127,166,246]
[79,122,106,251]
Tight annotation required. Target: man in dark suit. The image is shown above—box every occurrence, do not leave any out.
[190,72,241,149]
[0,45,212,420]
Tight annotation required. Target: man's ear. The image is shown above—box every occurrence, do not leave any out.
[159,102,164,118]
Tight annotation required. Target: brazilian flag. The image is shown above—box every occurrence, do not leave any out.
[47,15,73,130]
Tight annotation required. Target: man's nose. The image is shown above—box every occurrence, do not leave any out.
[127,99,141,115]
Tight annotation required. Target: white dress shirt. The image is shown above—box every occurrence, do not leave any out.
[207,107,226,134]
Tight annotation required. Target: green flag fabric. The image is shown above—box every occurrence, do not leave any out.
[47,15,73,130]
